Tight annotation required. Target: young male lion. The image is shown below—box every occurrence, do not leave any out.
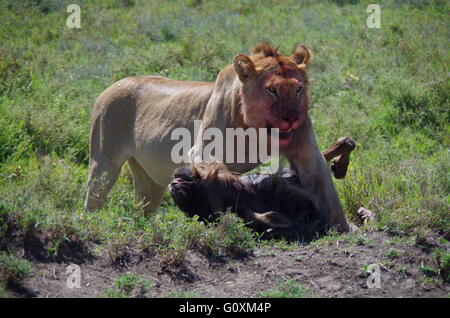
[85,42,351,232]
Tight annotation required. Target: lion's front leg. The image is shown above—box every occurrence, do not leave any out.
[293,152,350,233]
[287,120,350,233]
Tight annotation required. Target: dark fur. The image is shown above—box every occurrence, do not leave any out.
[169,164,327,240]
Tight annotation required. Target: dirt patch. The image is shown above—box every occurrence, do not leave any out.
[7,231,449,298]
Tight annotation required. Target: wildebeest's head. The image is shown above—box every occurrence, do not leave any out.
[169,164,246,221]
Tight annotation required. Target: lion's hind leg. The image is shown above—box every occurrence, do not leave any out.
[84,155,126,211]
[128,157,164,216]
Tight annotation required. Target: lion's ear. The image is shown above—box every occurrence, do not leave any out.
[290,45,312,67]
[233,54,257,82]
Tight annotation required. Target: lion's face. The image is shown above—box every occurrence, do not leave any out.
[234,44,311,148]
[244,62,308,148]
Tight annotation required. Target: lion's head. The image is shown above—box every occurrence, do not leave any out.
[233,42,312,148]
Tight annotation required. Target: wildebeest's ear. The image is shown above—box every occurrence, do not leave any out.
[289,45,312,68]
[190,165,202,179]
[233,54,257,82]
[205,168,219,183]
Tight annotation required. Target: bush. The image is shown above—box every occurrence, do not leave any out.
[0,252,33,287]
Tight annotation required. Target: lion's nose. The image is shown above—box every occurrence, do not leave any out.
[282,110,299,124]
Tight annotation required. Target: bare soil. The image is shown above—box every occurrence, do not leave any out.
[7,231,449,298]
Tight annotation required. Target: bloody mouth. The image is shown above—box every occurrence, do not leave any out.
[267,122,295,144]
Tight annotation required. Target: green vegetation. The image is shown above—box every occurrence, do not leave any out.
[0,0,448,296]
[384,248,403,259]
[419,249,450,284]
[0,252,33,289]
[260,278,313,298]
[105,273,154,298]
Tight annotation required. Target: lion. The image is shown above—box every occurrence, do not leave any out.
[85,42,351,232]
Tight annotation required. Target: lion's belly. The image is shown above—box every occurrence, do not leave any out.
[129,77,212,187]
[133,134,190,187]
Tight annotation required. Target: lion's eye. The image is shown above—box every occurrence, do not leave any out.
[266,87,277,96]
[296,86,304,97]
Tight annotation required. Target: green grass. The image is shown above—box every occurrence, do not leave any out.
[104,273,154,298]
[0,0,449,296]
[260,278,313,298]
[0,252,33,288]
[419,249,450,283]
[383,248,403,260]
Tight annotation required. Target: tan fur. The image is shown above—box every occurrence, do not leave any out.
[85,43,350,233]
[190,163,247,191]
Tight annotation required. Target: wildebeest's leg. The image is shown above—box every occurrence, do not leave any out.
[241,209,298,239]
[128,157,165,216]
[321,137,356,161]
[321,137,356,179]
[357,207,376,222]
[240,208,293,229]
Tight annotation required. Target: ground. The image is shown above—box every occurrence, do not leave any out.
[4,229,449,298]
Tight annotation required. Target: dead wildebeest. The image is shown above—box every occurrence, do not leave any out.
[169,137,356,240]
